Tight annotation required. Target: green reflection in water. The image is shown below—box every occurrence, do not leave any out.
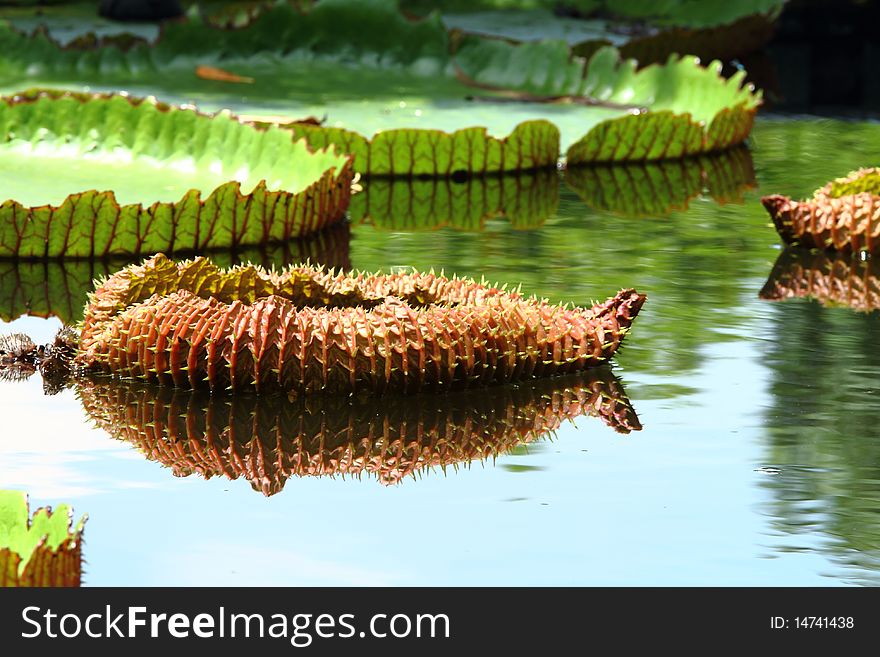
[760,300,880,584]
[3,116,880,583]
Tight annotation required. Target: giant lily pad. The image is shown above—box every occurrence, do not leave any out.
[0,489,85,587]
[76,369,640,491]
[408,0,784,66]
[0,0,761,174]
[75,254,645,394]
[762,168,880,252]
[0,90,353,258]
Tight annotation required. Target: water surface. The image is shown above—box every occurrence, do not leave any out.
[2,116,879,585]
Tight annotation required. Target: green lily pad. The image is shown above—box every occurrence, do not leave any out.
[403,0,785,29]
[0,489,85,586]
[0,0,760,173]
[0,90,353,258]
[406,0,783,66]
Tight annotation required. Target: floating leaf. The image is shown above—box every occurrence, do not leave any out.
[564,146,754,217]
[350,170,558,230]
[194,64,254,84]
[0,0,760,172]
[0,90,353,258]
[77,369,640,492]
[287,119,560,176]
[404,0,785,30]
[0,222,352,324]
[419,0,782,66]
[762,168,880,253]
[75,254,645,394]
[0,490,85,587]
[760,247,880,314]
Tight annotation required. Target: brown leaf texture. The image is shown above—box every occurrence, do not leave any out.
[76,255,645,394]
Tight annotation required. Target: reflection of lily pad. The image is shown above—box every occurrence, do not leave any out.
[76,254,645,394]
[762,168,880,253]
[0,0,760,170]
[0,223,352,324]
[563,146,754,217]
[350,170,558,230]
[0,90,353,257]
[77,368,640,493]
[0,489,85,587]
[760,247,880,313]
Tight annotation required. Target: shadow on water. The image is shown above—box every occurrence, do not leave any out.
[760,295,880,584]
[74,368,640,495]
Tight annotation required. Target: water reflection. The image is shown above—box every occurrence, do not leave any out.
[0,222,351,324]
[761,300,880,584]
[564,147,755,217]
[349,149,756,234]
[76,369,639,495]
[760,247,880,313]
[350,170,559,231]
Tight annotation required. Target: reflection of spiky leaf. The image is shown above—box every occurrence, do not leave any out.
[349,170,558,230]
[0,90,353,257]
[762,169,880,253]
[0,1,760,169]
[0,223,352,324]
[77,369,640,492]
[0,490,85,587]
[760,247,880,313]
[76,254,645,394]
[563,147,754,217]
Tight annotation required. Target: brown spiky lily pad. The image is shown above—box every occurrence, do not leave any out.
[77,370,640,492]
[760,247,880,313]
[75,254,645,394]
[0,490,86,587]
[762,168,880,253]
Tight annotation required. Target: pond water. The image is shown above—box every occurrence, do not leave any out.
[2,115,880,586]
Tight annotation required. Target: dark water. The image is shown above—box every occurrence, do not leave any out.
[2,115,880,585]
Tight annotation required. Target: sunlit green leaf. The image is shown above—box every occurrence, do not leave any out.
[0,489,85,587]
[0,90,353,257]
[0,0,760,170]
